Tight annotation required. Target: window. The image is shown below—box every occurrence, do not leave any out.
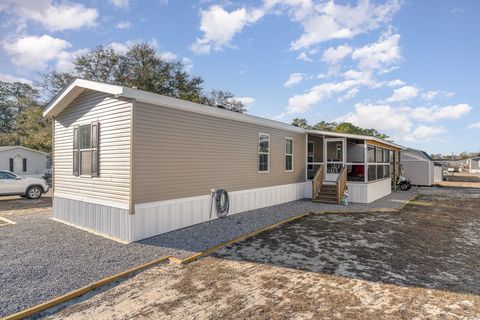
[285,138,293,171]
[307,141,314,171]
[258,133,269,172]
[23,158,27,172]
[367,146,375,163]
[73,122,99,177]
[367,145,392,182]
[347,164,365,182]
[0,171,17,179]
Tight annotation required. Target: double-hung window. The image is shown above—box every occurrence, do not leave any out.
[285,138,294,172]
[73,122,99,177]
[258,133,270,172]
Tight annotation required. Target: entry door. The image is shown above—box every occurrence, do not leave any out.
[324,138,346,181]
[13,155,22,174]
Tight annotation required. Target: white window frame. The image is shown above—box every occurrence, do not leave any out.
[258,133,270,173]
[78,123,92,177]
[307,141,315,171]
[285,137,294,172]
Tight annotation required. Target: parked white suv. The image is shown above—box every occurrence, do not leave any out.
[0,170,49,199]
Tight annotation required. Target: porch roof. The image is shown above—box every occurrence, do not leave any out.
[305,129,405,151]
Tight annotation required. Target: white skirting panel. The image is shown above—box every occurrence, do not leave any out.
[131,182,306,242]
[346,179,391,203]
[53,196,132,242]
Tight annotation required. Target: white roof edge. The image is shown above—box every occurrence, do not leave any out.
[306,129,406,150]
[43,79,124,118]
[43,79,406,145]
[0,146,49,155]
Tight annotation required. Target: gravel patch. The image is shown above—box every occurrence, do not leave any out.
[139,188,416,254]
[0,211,178,317]
[0,188,415,317]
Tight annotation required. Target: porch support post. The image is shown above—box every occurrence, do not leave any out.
[364,140,368,183]
[393,150,397,192]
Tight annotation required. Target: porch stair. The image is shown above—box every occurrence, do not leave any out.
[312,184,338,204]
[311,165,347,205]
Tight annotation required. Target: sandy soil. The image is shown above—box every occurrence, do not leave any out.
[0,191,51,217]
[436,172,480,188]
[41,187,480,319]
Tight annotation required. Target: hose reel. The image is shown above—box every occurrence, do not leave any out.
[212,189,229,218]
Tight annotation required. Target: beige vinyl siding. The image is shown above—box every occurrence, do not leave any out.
[133,101,306,204]
[54,90,132,205]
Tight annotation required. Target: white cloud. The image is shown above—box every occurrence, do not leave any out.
[352,33,402,71]
[387,79,405,87]
[0,73,32,84]
[4,35,72,70]
[234,96,256,107]
[291,0,401,50]
[387,85,419,102]
[297,51,313,62]
[191,5,264,54]
[116,21,132,29]
[0,0,98,31]
[468,122,480,129]
[322,45,352,65]
[337,88,359,103]
[404,125,446,142]
[109,0,129,8]
[284,73,305,88]
[421,90,438,101]
[410,104,472,122]
[336,102,412,134]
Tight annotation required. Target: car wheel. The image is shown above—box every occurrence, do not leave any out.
[26,186,42,199]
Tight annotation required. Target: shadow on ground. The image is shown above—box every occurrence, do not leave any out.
[213,188,480,297]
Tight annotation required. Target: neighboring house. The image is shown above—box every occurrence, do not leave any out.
[0,146,49,178]
[463,157,480,173]
[43,79,405,243]
[434,159,463,172]
[400,148,436,186]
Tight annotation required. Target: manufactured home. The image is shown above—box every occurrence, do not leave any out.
[400,148,437,186]
[44,79,404,242]
[0,146,49,178]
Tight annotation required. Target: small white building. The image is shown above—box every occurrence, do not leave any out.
[0,146,49,178]
[463,157,480,173]
[400,148,436,186]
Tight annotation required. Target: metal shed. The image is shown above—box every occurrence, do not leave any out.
[400,148,435,186]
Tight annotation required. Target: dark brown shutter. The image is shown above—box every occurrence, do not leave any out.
[73,125,79,176]
[91,121,99,177]
[9,158,13,172]
[23,158,27,172]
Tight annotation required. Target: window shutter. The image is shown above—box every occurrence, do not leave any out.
[73,125,79,176]
[9,158,13,172]
[91,121,99,177]
[23,158,27,172]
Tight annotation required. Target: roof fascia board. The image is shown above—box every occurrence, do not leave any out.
[43,79,123,118]
[306,129,405,150]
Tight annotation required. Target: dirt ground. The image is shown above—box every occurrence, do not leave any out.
[41,187,480,320]
[436,172,480,188]
[0,191,52,217]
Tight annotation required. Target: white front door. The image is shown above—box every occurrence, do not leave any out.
[324,138,346,181]
[13,155,22,174]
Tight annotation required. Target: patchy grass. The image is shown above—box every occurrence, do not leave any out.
[42,188,480,319]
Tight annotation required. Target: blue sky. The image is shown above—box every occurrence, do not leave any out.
[0,0,479,155]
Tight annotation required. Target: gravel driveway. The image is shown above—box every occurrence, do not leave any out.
[0,189,414,317]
